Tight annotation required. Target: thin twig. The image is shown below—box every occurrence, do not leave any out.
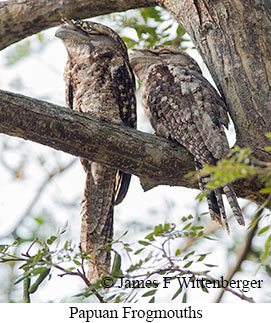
[52,263,105,303]
[214,211,261,303]
[119,265,255,303]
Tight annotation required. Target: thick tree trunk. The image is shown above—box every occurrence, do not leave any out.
[158,0,271,161]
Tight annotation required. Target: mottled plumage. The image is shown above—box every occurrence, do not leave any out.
[130,46,244,232]
[56,20,136,281]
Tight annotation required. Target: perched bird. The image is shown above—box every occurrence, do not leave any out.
[129,45,244,232]
[55,20,136,281]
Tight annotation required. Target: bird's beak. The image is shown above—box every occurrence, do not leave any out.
[55,26,70,39]
[55,25,89,41]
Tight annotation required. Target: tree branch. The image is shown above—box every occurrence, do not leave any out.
[214,211,259,303]
[0,0,157,51]
[0,89,195,190]
[0,89,268,206]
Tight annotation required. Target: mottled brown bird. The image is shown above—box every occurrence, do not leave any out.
[56,20,136,281]
[129,46,244,232]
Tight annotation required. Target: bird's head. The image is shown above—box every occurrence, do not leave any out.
[55,19,128,60]
[129,45,201,80]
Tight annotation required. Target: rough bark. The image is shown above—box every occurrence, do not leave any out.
[158,0,271,161]
[0,89,194,190]
[0,0,156,50]
[0,89,267,205]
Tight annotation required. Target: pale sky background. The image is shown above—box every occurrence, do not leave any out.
[0,10,269,303]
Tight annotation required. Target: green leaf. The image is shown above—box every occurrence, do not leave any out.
[200,283,209,293]
[34,217,44,225]
[197,231,204,237]
[15,273,30,285]
[171,287,182,300]
[114,295,122,303]
[261,233,271,261]
[138,240,150,246]
[144,251,153,262]
[28,268,50,294]
[140,7,162,23]
[149,296,155,303]
[0,244,9,251]
[145,233,155,241]
[37,33,44,42]
[134,248,144,255]
[47,236,57,245]
[184,251,195,260]
[154,224,163,235]
[124,246,133,253]
[258,225,270,235]
[259,188,271,194]
[127,260,143,272]
[122,36,137,49]
[182,292,187,303]
[73,260,82,266]
[183,261,193,268]
[175,249,181,256]
[192,226,204,231]
[204,263,217,268]
[183,223,192,230]
[142,289,156,297]
[31,267,48,276]
[111,252,122,278]
[197,254,207,262]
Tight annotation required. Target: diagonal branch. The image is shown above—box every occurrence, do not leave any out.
[0,0,157,50]
[214,211,260,303]
[0,89,194,190]
[0,89,267,205]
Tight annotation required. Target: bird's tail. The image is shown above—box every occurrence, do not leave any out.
[196,163,225,228]
[223,184,245,226]
[205,185,244,233]
[206,190,230,233]
[214,189,230,233]
[196,162,244,232]
[81,201,114,283]
[80,160,116,283]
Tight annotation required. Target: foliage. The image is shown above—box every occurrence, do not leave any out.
[5,33,47,67]
[2,138,271,302]
[124,10,187,49]
[198,144,271,271]
[100,7,189,49]
[200,145,271,192]
[0,217,254,303]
